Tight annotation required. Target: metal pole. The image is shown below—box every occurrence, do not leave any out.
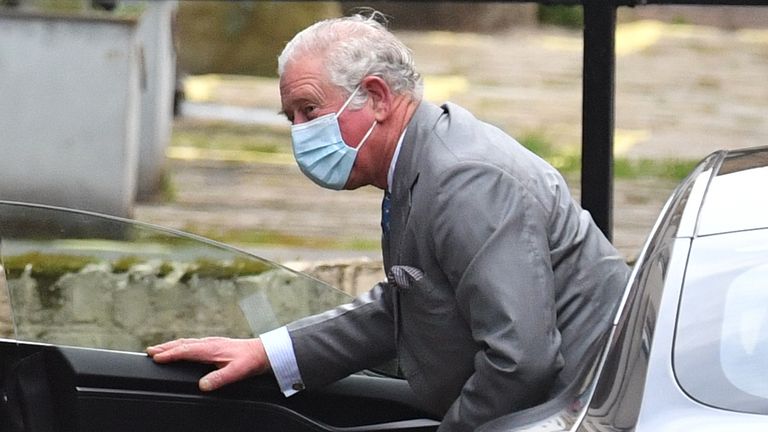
[581,0,617,241]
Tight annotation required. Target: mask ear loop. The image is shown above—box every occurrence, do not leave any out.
[354,121,377,151]
[336,85,362,116]
[338,84,376,151]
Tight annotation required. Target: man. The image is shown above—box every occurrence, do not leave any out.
[148,11,630,431]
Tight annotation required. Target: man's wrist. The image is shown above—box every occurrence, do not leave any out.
[260,326,305,397]
[249,338,271,373]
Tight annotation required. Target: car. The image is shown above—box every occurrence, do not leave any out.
[0,201,440,431]
[478,145,768,431]
[2,146,767,432]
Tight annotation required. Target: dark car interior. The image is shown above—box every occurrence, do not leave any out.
[0,342,439,432]
[0,344,437,432]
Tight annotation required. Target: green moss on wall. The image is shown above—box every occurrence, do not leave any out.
[3,252,272,285]
[181,257,271,282]
[3,252,97,281]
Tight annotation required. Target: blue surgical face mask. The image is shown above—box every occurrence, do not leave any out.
[290,86,377,190]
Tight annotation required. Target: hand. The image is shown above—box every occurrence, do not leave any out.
[147,337,270,392]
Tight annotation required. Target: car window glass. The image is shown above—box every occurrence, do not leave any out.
[0,201,351,353]
[674,229,768,415]
[697,165,768,236]
[720,264,768,399]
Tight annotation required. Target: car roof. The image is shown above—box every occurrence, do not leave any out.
[686,146,768,237]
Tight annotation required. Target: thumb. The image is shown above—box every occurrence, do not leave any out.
[199,368,230,392]
[195,338,268,392]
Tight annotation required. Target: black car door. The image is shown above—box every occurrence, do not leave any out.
[0,201,439,432]
[1,342,437,432]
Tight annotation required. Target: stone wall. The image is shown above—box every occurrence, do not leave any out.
[0,259,381,346]
[286,258,385,298]
[0,277,11,339]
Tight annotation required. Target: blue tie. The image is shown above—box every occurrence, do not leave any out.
[381,191,391,236]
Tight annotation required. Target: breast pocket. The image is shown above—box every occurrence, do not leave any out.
[388,265,474,411]
[388,267,458,372]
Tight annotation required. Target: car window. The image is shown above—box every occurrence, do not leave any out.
[697,164,768,236]
[0,201,351,352]
[720,264,768,398]
[674,228,768,415]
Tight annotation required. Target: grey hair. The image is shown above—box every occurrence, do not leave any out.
[277,10,423,109]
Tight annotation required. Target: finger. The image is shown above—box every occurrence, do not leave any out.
[150,340,215,364]
[146,338,197,356]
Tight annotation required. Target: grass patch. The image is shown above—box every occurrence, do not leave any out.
[172,120,291,154]
[183,226,380,251]
[138,171,178,203]
[538,5,584,28]
[518,132,582,174]
[519,131,554,156]
[158,172,177,202]
[614,158,698,180]
[172,120,697,184]
[518,131,697,181]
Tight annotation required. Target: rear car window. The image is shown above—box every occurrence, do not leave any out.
[674,229,768,415]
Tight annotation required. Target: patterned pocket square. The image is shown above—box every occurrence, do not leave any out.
[388,265,425,289]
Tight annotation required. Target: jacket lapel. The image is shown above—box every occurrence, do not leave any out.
[384,102,445,270]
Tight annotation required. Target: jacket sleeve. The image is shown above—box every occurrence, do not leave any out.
[431,162,565,431]
[286,282,397,389]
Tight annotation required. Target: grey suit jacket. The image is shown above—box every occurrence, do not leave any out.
[288,102,630,431]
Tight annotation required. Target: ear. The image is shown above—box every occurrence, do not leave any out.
[360,76,393,122]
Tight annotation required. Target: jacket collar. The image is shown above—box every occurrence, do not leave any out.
[392,101,444,201]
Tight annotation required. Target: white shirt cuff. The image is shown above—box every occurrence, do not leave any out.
[260,326,305,397]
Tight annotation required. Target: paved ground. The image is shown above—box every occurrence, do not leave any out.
[134,22,768,264]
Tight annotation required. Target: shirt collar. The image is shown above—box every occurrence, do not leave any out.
[387,129,407,193]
